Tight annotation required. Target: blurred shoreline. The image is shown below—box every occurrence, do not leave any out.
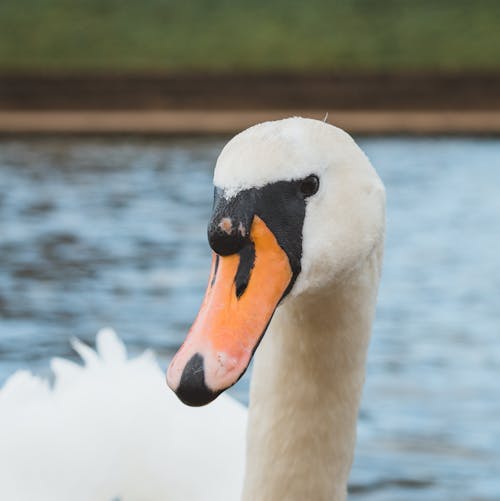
[1,72,499,135]
[1,110,500,136]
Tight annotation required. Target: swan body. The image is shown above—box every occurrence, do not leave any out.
[0,117,385,501]
[0,329,246,501]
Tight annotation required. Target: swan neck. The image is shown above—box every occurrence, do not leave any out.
[242,249,382,501]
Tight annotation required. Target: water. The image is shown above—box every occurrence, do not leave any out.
[1,137,499,500]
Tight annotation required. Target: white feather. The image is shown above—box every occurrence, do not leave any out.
[0,329,246,501]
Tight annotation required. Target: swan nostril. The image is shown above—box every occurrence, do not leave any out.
[235,280,248,298]
[234,242,255,298]
[236,280,248,299]
[175,353,219,407]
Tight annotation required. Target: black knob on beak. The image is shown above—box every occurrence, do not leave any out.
[208,217,250,255]
[208,188,255,256]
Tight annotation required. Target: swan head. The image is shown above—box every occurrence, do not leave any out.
[167,117,385,406]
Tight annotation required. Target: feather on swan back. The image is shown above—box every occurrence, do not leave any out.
[0,329,246,501]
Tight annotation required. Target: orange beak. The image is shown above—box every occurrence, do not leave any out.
[167,215,292,406]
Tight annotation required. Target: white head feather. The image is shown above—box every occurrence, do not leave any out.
[214,117,385,296]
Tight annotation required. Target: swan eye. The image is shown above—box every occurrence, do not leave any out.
[299,175,319,198]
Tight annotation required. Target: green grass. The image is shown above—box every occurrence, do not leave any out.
[1,0,499,71]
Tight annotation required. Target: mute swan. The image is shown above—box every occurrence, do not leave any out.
[0,117,385,501]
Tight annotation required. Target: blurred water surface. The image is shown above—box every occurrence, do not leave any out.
[0,136,499,500]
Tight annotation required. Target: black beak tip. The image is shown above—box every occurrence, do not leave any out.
[175,353,220,407]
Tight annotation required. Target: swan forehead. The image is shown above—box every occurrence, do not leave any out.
[214,117,355,197]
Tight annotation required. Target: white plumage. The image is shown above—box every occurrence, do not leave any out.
[0,117,385,501]
[0,329,246,501]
